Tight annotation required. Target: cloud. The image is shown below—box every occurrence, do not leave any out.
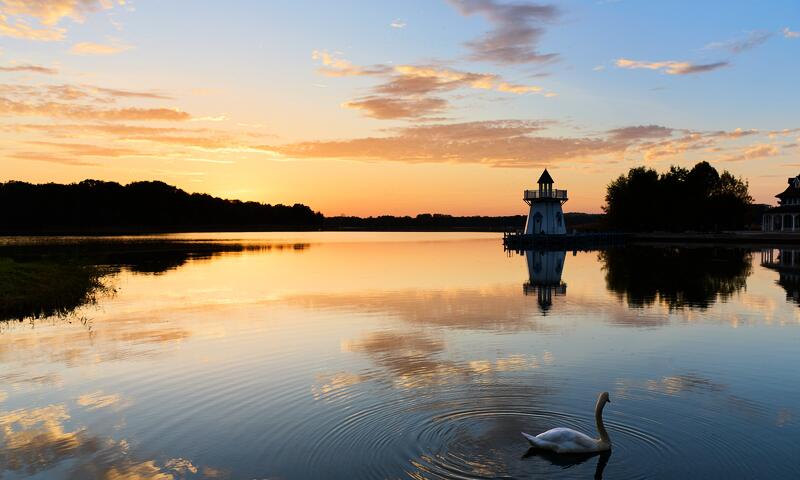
[262,119,626,167]
[312,52,553,119]
[722,143,780,162]
[615,58,729,75]
[0,0,120,26]
[311,50,389,77]
[69,40,133,55]
[447,0,559,64]
[390,19,406,28]
[0,14,65,40]
[0,64,58,74]
[0,81,189,121]
[704,31,771,54]
[784,27,800,39]
[0,0,124,41]
[8,151,100,165]
[607,125,675,141]
[343,95,448,119]
[0,97,191,121]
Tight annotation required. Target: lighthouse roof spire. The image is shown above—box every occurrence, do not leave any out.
[537,169,554,185]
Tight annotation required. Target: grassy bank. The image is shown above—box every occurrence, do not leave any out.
[0,258,109,321]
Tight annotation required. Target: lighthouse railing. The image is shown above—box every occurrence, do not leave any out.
[524,189,568,200]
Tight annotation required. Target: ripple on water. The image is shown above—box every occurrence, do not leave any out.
[302,383,682,480]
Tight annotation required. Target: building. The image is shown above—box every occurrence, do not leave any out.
[763,175,800,232]
[523,249,567,312]
[524,169,568,235]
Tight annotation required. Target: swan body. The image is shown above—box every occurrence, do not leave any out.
[522,392,612,454]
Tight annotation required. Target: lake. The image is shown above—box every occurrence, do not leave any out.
[1,232,799,479]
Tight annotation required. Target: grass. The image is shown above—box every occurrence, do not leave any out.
[0,257,110,322]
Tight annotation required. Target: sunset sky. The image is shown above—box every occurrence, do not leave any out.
[1,0,798,215]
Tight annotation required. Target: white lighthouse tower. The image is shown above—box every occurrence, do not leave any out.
[524,169,568,235]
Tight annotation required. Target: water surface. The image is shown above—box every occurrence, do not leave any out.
[1,233,799,479]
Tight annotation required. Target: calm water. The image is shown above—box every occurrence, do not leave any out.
[1,233,799,479]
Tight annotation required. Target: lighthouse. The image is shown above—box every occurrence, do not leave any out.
[523,250,567,311]
[524,169,568,235]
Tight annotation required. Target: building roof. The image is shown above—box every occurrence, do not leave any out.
[537,169,554,184]
[765,205,800,213]
[776,175,800,199]
[777,185,800,199]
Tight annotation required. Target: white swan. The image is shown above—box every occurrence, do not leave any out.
[521,392,612,454]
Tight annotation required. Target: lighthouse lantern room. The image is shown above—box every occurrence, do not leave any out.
[523,169,568,235]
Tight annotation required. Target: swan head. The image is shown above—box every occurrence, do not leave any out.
[598,391,610,404]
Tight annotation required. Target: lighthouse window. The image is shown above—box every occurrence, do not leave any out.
[556,212,563,226]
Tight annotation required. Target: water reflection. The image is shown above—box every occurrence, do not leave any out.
[523,250,568,312]
[599,246,752,310]
[0,240,309,322]
[1,233,799,479]
[523,448,611,480]
[761,249,800,305]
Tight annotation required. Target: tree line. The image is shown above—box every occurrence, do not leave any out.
[0,179,323,232]
[603,161,753,231]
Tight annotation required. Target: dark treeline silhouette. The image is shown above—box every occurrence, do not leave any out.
[599,246,752,310]
[604,161,753,231]
[0,179,323,233]
[324,212,603,231]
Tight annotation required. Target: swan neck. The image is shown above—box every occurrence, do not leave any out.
[595,398,610,444]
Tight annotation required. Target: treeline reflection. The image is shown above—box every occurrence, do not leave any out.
[0,240,309,322]
[599,246,752,310]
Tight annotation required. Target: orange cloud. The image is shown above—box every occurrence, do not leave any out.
[615,58,729,75]
[0,64,58,74]
[0,97,190,121]
[313,52,553,119]
[69,40,133,55]
[0,0,121,26]
[0,14,65,40]
[722,143,780,162]
[343,95,448,119]
[263,120,625,167]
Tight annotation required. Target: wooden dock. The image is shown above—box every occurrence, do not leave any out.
[503,231,629,250]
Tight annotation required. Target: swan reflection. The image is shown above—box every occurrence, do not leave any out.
[523,448,611,479]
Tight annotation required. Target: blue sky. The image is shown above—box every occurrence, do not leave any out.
[1,0,798,214]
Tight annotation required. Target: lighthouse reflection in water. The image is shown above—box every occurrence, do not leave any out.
[523,249,568,311]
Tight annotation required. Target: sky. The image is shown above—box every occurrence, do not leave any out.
[0,0,798,215]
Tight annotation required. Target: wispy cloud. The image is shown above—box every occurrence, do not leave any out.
[704,31,771,54]
[447,0,559,64]
[262,120,625,167]
[313,51,553,119]
[390,19,406,28]
[0,96,190,121]
[721,143,780,162]
[343,96,448,119]
[0,0,122,25]
[0,0,125,41]
[0,63,58,74]
[311,50,389,77]
[615,58,729,75]
[784,27,800,39]
[70,39,133,55]
[607,125,675,141]
[0,14,65,40]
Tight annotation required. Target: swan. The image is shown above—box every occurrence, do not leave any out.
[521,392,612,454]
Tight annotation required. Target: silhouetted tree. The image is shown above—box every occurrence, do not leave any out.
[603,162,752,231]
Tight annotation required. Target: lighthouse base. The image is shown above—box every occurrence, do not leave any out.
[524,201,566,235]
